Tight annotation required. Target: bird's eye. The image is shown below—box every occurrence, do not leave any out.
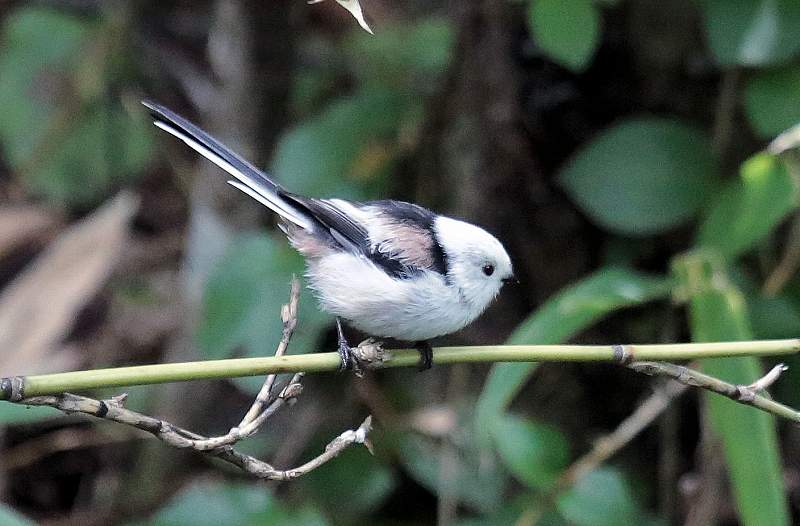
[482,264,495,276]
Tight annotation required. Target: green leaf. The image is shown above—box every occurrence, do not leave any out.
[344,17,455,93]
[556,468,643,526]
[0,7,86,158]
[272,90,407,201]
[673,252,789,526]
[279,17,455,203]
[197,233,328,391]
[700,0,800,67]
[491,414,569,490]
[457,494,566,526]
[697,153,797,259]
[24,104,152,206]
[397,432,505,513]
[748,292,800,340]
[0,504,34,526]
[744,65,800,138]
[475,267,672,445]
[0,7,152,207]
[747,287,800,408]
[527,0,601,72]
[303,446,395,519]
[141,480,326,526]
[557,118,717,236]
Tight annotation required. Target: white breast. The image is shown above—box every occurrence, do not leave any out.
[305,252,485,341]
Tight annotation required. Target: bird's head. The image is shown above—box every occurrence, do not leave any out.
[434,216,515,312]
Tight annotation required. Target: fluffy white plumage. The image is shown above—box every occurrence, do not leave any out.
[144,101,514,346]
[307,214,512,341]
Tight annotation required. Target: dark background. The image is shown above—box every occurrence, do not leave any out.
[1,1,799,524]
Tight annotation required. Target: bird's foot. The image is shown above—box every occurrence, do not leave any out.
[415,341,433,371]
[353,338,389,367]
[336,318,364,376]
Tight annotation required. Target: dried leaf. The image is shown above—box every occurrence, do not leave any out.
[0,205,60,259]
[308,0,374,34]
[0,192,138,375]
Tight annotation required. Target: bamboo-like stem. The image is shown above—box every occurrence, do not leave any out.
[1,339,798,400]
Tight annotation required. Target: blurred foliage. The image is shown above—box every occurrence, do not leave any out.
[302,446,396,521]
[699,0,800,67]
[0,6,151,207]
[492,413,569,490]
[476,266,673,446]
[556,467,661,526]
[197,233,328,392]
[697,152,796,259]
[557,118,718,236]
[273,16,453,200]
[137,480,328,526]
[675,252,789,525]
[525,0,601,73]
[745,66,800,138]
[395,430,506,513]
[0,403,58,426]
[2,1,800,525]
[273,91,406,200]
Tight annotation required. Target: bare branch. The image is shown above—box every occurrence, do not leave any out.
[19,393,371,480]
[519,382,688,526]
[627,361,800,423]
[9,278,372,480]
[746,363,788,392]
[519,359,793,526]
[240,278,300,427]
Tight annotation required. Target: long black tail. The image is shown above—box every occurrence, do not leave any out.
[142,100,313,230]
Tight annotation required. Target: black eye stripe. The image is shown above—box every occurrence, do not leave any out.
[482,264,495,276]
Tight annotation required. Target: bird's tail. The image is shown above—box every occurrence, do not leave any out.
[142,100,314,231]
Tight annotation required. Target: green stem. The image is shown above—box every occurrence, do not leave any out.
[2,339,798,400]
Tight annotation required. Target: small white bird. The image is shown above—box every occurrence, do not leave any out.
[143,101,515,370]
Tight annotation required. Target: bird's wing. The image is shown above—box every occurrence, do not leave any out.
[363,200,449,276]
[279,193,371,256]
[281,196,447,278]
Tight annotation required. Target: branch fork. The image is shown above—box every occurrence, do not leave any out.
[3,276,800,483]
[627,361,798,422]
[13,277,373,479]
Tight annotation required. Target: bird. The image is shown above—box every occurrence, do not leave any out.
[143,100,515,371]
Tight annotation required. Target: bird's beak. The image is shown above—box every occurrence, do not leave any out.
[502,275,519,285]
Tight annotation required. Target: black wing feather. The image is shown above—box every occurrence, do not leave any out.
[281,196,442,278]
[142,100,281,194]
[279,192,370,254]
[144,100,446,279]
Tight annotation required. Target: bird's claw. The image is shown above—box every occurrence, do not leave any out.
[336,319,364,376]
[415,341,433,371]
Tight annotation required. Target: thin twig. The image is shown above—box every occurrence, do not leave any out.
[517,361,792,526]
[6,279,372,480]
[18,393,371,480]
[517,382,688,526]
[627,361,799,422]
[240,278,300,427]
[763,213,800,295]
[151,278,303,452]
